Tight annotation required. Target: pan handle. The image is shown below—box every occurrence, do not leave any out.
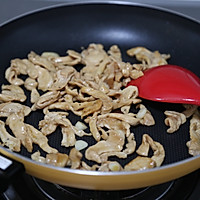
[0,153,24,193]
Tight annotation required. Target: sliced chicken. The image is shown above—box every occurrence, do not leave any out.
[53,50,81,66]
[0,102,31,117]
[68,148,83,169]
[136,134,165,167]
[164,111,186,133]
[186,110,200,156]
[6,113,33,152]
[31,91,60,111]
[0,85,26,102]
[0,120,21,152]
[31,151,68,167]
[127,47,170,69]
[26,124,57,154]
[124,156,156,171]
[85,130,125,163]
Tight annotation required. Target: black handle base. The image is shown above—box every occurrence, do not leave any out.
[0,153,25,193]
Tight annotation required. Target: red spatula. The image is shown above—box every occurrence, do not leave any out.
[127,65,200,105]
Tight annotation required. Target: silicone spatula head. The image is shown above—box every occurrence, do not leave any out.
[127,65,200,105]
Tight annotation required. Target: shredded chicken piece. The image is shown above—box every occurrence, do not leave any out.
[98,113,140,126]
[88,112,101,141]
[72,99,103,118]
[50,67,76,90]
[0,120,21,152]
[0,102,31,117]
[0,85,26,102]
[45,153,68,167]
[31,151,46,163]
[127,47,170,69]
[123,133,136,155]
[6,113,33,152]
[30,88,40,103]
[28,51,56,72]
[136,134,165,167]
[136,104,155,126]
[26,124,57,154]
[124,156,156,171]
[81,43,108,67]
[53,50,81,66]
[182,104,198,118]
[98,161,123,172]
[81,87,112,114]
[97,117,131,138]
[61,126,76,147]
[85,130,125,163]
[108,45,122,62]
[43,102,70,114]
[5,58,37,85]
[31,151,68,167]
[112,86,138,109]
[164,111,186,133]
[31,91,60,111]
[24,77,38,91]
[80,161,99,171]
[68,148,83,169]
[35,65,54,91]
[186,111,200,156]
[39,111,69,135]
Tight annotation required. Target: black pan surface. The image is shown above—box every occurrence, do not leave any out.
[0,2,199,168]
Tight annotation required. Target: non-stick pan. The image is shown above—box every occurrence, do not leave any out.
[0,1,200,191]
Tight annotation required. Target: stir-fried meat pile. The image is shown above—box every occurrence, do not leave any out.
[0,44,199,171]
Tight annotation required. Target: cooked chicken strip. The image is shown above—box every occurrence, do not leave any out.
[26,124,57,154]
[72,99,102,118]
[136,104,155,126]
[35,65,54,91]
[85,130,125,163]
[0,120,21,152]
[98,161,123,172]
[31,151,68,167]
[0,85,26,103]
[88,112,101,141]
[127,47,170,69]
[61,126,76,147]
[112,86,138,110]
[137,134,165,167]
[98,113,140,126]
[50,67,76,90]
[124,156,156,171]
[186,110,200,156]
[6,113,33,152]
[80,87,113,114]
[46,152,68,167]
[0,102,31,117]
[164,111,186,133]
[182,104,198,118]
[123,133,136,155]
[68,148,82,169]
[39,112,69,135]
[31,91,60,111]
[97,117,131,137]
[53,50,81,66]
[28,51,56,72]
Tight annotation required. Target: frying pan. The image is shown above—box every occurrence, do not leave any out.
[0,1,200,191]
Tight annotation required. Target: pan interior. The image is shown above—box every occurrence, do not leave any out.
[0,3,199,169]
